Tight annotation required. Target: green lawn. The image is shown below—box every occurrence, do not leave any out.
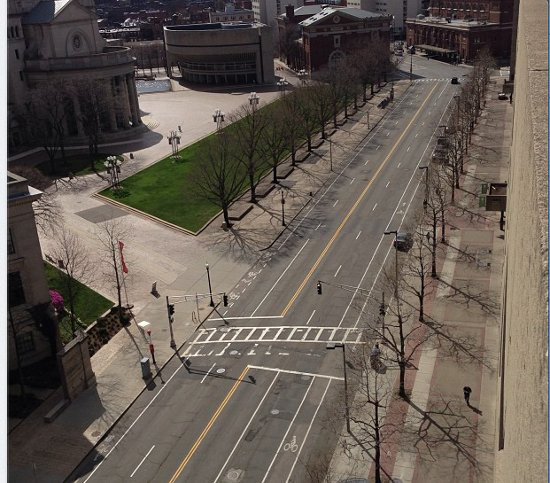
[100,96,310,233]
[37,154,124,178]
[45,262,114,343]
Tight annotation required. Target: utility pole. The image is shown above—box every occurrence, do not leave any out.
[165,296,176,349]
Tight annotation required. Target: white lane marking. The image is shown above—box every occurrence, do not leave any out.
[333,200,339,207]
[229,302,234,307]
[337,83,455,329]
[386,132,390,137]
[350,177,355,185]
[215,343,231,356]
[421,121,425,126]
[242,287,247,294]
[407,146,411,152]
[372,203,378,211]
[200,363,216,384]
[261,378,315,483]
[397,162,401,168]
[315,222,321,231]
[355,231,362,240]
[415,133,419,137]
[364,159,369,166]
[277,87,416,250]
[248,365,344,381]
[223,310,228,316]
[266,345,272,355]
[334,265,342,277]
[208,316,283,321]
[213,372,280,483]
[385,181,390,188]
[285,380,332,483]
[130,445,155,478]
[278,352,290,356]
[251,239,310,316]
[81,361,187,482]
[306,310,316,325]
[376,145,380,150]
[395,120,399,125]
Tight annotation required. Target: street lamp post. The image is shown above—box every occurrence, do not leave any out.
[205,263,214,307]
[410,45,414,81]
[326,342,350,433]
[280,188,286,226]
[384,230,399,299]
[248,92,260,112]
[298,69,307,86]
[212,108,225,132]
[277,77,289,95]
[104,156,122,189]
[419,166,429,211]
[329,138,333,171]
[168,130,181,158]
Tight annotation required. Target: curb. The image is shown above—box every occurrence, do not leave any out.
[64,302,219,483]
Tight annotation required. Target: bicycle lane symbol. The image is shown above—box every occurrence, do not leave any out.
[283,435,298,453]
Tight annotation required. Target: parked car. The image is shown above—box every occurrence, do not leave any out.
[451,77,459,84]
[394,232,413,252]
[498,92,508,100]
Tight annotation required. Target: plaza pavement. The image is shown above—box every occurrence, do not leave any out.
[8,72,405,481]
[326,77,511,482]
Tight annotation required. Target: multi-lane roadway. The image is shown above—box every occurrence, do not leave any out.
[70,56,470,483]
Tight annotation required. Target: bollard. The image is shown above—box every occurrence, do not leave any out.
[129,153,134,159]
[140,357,152,379]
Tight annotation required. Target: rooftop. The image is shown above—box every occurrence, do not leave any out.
[407,15,499,27]
[23,0,72,25]
[300,7,386,27]
[165,22,256,31]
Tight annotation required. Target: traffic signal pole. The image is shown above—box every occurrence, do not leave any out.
[166,296,177,349]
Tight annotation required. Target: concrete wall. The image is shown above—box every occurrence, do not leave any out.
[494,0,548,481]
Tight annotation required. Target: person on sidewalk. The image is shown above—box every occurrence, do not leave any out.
[463,386,472,406]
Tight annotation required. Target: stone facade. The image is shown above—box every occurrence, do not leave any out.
[493,0,548,481]
[164,22,275,85]
[8,0,143,152]
[8,172,56,369]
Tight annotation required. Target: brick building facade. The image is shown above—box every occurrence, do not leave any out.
[405,0,513,63]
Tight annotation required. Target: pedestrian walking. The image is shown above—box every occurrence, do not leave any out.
[463,386,472,405]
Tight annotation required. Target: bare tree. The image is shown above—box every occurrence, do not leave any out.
[310,81,332,139]
[349,45,377,102]
[295,87,318,152]
[230,103,267,203]
[280,89,304,164]
[193,132,246,227]
[95,218,133,324]
[22,80,71,173]
[49,228,94,337]
[261,109,288,183]
[72,79,114,170]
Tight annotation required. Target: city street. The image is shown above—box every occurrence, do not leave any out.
[69,57,469,483]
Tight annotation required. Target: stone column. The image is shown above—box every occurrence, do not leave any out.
[72,94,85,138]
[120,75,131,129]
[126,73,141,126]
[107,78,118,132]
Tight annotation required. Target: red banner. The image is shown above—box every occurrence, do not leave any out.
[118,241,129,274]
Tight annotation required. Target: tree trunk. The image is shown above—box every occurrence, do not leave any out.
[67,281,76,337]
[222,205,231,227]
[363,82,367,103]
[307,135,312,152]
[441,208,446,243]
[398,314,407,398]
[249,171,256,203]
[272,162,278,183]
[374,402,382,483]
[291,142,296,166]
[431,212,437,277]
[112,250,123,324]
[419,274,425,322]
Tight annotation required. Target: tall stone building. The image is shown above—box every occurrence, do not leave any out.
[8,0,143,152]
[494,0,548,480]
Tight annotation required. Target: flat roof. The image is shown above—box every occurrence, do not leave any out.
[166,22,254,31]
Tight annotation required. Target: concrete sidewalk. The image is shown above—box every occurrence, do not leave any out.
[8,81,407,482]
[327,77,511,482]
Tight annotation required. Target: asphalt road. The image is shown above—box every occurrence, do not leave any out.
[70,56,469,483]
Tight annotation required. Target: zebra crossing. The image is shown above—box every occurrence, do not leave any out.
[413,78,455,83]
[188,325,365,346]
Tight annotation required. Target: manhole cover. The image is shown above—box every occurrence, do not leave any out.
[227,468,243,481]
[216,368,226,374]
[229,350,239,356]
[271,409,280,415]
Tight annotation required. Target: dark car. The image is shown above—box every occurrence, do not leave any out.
[451,77,459,84]
[394,232,413,252]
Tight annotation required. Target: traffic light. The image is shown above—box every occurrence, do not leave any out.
[168,303,175,321]
[379,303,386,317]
[317,281,322,295]
[223,294,228,306]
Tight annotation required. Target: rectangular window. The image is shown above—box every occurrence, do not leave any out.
[9,272,26,307]
[14,49,19,59]
[19,71,23,81]
[8,229,15,254]
[15,332,35,356]
[334,35,341,48]
[15,26,19,37]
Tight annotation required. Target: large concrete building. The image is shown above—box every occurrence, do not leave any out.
[252,0,304,43]
[8,172,57,371]
[164,22,275,85]
[494,0,548,480]
[8,0,143,152]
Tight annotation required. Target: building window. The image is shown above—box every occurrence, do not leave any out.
[10,26,14,38]
[14,49,19,59]
[15,26,19,37]
[9,272,26,308]
[8,229,15,254]
[19,71,23,81]
[334,35,341,48]
[15,332,35,356]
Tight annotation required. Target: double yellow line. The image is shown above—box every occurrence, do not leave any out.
[280,83,439,317]
[168,366,250,483]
